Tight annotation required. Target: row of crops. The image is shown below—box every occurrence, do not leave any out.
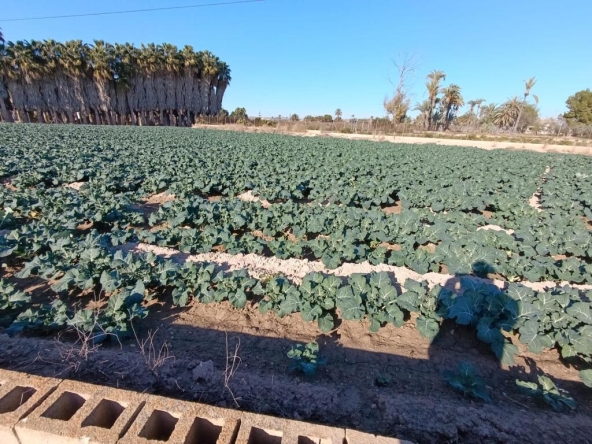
[0,124,591,386]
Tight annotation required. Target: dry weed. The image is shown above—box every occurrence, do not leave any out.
[223,332,242,407]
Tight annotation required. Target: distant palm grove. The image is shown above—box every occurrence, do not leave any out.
[0,39,231,125]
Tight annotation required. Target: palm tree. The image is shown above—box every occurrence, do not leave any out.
[2,40,41,122]
[335,108,342,121]
[213,61,230,117]
[88,40,115,124]
[513,76,536,132]
[413,100,430,128]
[494,97,521,129]
[440,84,464,130]
[199,50,219,116]
[425,70,446,130]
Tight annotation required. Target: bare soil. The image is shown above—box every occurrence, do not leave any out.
[1,295,591,444]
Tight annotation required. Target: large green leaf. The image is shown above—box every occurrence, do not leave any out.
[519,320,554,354]
[580,369,592,388]
[416,315,439,339]
[567,302,592,325]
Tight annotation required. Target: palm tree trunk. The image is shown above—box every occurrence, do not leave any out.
[513,103,524,132]
[215,82,227,114]
[0,101,13,122]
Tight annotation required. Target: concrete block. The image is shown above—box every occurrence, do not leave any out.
[0,369,59,444]
[118,394,240,444]
[235,411,345,444]
[346,428,412,444]
[15,379,147,444]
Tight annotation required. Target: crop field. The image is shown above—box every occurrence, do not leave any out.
[1,123,592,442]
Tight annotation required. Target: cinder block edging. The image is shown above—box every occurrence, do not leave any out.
[0,369,410,444]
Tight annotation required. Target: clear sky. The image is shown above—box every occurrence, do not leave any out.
[2,0,591,119]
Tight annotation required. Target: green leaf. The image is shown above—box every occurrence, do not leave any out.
[416,315,439,339]
[491,341,519,366]
[397,289,420,312]
[317,313,334,332]
[516,379,540,395]
[519,320,554,354]
[566,302,592,325]
[229,289,247,309]
[321,254,341,269]
[506,284,535,301]
[448,296,475,325]
[301,302,322,322]
[579,369,592,388]
[476,318,504,344]
[100,270,121,292]
[369,272,390,288]
[278,292,300,317]
[336,286,365,320]
[172,288,191,307]
[571,327,592,355]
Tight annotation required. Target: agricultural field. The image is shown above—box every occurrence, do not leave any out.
[1,123,592,443]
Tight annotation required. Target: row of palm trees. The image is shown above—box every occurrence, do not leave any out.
[0,38,231,125]
[411,70,539,132]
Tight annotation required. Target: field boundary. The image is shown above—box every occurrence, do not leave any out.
[0,368,408,444]
[193,124,592,156]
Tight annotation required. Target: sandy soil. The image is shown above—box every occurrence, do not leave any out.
[476,225,515,236]
[144,191,175,205]
[65,181,86,190]
[237,190,271,208]
[121,242,592,293]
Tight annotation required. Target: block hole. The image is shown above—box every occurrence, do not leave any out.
[138,409,178,441]
[0,386,37,414]
[41,391,85,421]
[248,427,283,444]
[184,416,224,444]
[299,438,328,444]
[82,399,126,429]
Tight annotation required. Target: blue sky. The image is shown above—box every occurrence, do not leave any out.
[2,0,591,119]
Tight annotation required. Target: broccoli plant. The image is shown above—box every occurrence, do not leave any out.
[287,342,326,376]
[516,375,576,412]
[442,361,491,402]
[0,279,30,312]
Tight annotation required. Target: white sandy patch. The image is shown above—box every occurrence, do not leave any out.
[121,242,592,293]
[477,225,515,235]
[237,190,272,208]
[65,182,85,190]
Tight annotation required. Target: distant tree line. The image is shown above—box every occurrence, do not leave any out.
[0,38,230,125]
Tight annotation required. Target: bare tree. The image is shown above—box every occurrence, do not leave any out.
[384,53,419,123]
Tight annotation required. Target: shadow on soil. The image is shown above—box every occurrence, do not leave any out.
[1,262,592,443]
